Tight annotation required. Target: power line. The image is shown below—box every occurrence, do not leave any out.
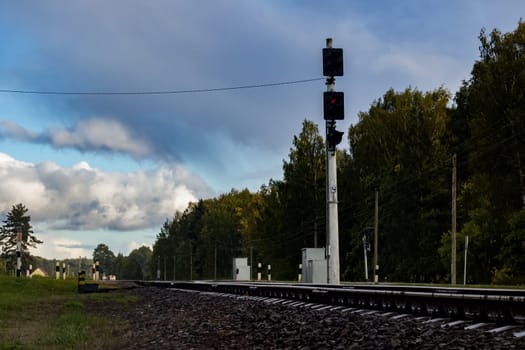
[0,78,324,96]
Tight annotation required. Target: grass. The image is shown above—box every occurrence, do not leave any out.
[0,275,137,349]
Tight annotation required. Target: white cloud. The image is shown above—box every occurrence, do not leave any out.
[33,236,92,260]
[0,152,210,231]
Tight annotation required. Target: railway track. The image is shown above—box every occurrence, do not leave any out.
[137,280,525,337]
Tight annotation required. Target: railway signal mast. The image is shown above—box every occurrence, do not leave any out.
[323,38,344,284]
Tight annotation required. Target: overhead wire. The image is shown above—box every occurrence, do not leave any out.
[0,78,324,96]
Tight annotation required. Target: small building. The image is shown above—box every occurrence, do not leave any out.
[232,258,250,280]
[31,267,49,278]
[301,248,327,283]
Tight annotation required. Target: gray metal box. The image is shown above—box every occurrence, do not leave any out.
[301,248,327,283]
[232,257,250,280]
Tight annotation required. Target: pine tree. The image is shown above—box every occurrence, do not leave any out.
[0,203,43,273]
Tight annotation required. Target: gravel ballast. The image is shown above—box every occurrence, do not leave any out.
[103,287,523,349]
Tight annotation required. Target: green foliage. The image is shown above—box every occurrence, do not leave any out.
[345,87,451,282]
[0,203,42,273]
[438,21,525,284]
[497,209,525,284]
[124,245,152,279]
[92,243,116,276]
[37,301,102,348]
[0,275,130,349]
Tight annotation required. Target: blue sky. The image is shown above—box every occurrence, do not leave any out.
[0,0,523,260]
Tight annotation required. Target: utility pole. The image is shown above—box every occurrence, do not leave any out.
[250,246,253,281]
[156,256,160,280]
[323,38,344,285]
[362,234,369,281]
[173,255,176,281]
[214,244,217,280]
[463,235,469,285]
[373,191,379,283]
[451,154,457,285]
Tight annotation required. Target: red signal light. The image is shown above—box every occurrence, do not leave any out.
[323,91,344,120]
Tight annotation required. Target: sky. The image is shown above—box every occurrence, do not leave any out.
[1,0,524,260]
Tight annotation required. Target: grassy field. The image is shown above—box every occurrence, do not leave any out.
[0,275,137,350]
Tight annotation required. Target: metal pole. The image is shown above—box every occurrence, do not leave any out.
[156,256,160,280]
[373,191,379,283]
[463,236,469,285]
[325,38,340,285]
[363,235,368,281]
[250,247,253,281]
[451,154,457,285]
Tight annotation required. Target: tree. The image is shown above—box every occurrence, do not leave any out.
[463,22,525,207]
[282,119,326,249]
[0,203,42,273]
[92,243,116,276]
[347,88,450,282]
[123,246,152,280]
[446,21,525,283]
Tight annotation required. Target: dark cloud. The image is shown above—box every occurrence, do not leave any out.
[0,119,152,157]
[55,242,93,250]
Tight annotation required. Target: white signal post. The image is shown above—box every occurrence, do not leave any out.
[326,133,340,285]
[325,38,341,285]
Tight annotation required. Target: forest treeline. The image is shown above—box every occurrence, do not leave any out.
[153,23,525,284]
[151,23,525,285]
